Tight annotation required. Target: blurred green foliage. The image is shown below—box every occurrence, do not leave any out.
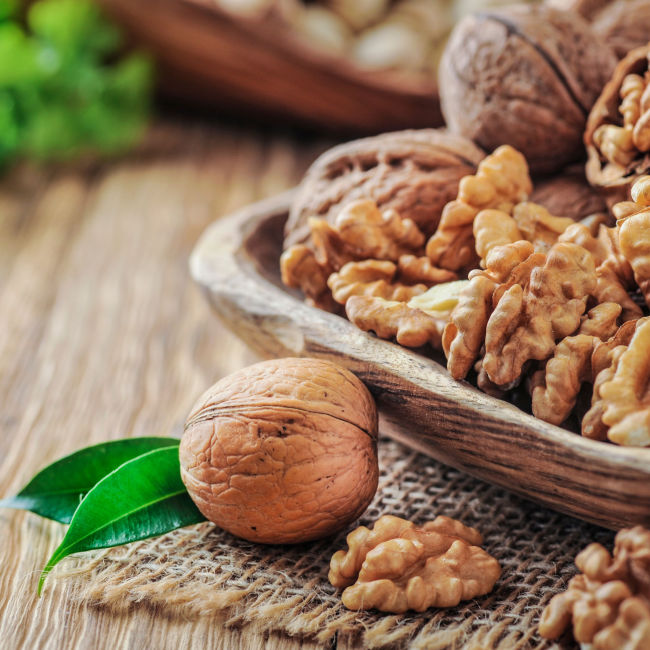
[0,0,152,167]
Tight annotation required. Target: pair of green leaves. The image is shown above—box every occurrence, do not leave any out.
[0,437,206,593]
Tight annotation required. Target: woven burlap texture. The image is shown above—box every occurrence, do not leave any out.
[58,437,614,649]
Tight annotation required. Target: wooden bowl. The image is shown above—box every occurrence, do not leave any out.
[98,0,442,133]
[190,191,650,531]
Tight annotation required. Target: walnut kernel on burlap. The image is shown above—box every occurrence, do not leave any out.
[57,438,614,649]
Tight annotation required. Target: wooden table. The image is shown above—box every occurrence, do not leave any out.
[0,119,354,649]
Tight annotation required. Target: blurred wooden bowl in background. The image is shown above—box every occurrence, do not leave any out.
[98,0,443,134]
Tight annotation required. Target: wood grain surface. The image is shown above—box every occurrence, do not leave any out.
[191,195,650,532]
[0,120,354,650]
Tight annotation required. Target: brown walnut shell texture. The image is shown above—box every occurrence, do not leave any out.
[530,165,608,222]
[590,1,650,60]
[438,4,616,175]
[585,45,650,203]
[180,358,379,544]
[554,0,650,59]
[545,0,610,20]
[284,129,485,249]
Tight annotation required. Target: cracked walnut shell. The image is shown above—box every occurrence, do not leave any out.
[180,358,378,544]
[329,515,500,613]
[585,46,650,204]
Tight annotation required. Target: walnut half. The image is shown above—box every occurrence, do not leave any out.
[539,525,650,649]
[328,514,501,613]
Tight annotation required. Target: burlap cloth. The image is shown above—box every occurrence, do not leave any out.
[61,437,614,649]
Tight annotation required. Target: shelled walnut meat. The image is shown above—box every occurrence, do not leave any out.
[586,45,650,205]
[329,514,501,613]
[438,4,616,174]
[539,526,650,649]
[180,358,379,544]
[281,137,650,447]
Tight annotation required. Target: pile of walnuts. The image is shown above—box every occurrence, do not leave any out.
[280,3,650,448]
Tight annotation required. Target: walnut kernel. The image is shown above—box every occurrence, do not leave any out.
[329,515,500,613]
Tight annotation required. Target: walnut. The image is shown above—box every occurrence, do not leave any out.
[529,165,608,221]
[594,597,650,650]
[482,242,596,387]
[396,254,457,285]
[407,280,469,319]
[578,302,622,340]
[617,176,650,308]
[510,202,575,253]
[443,241,535,379]
[280,200,428,309]
[426,145,532,272]
[539,574,634,644]
[438,4,616,174]
[473,209,522,267]
[331,200,425,260]
[326,0,389,32]
[180,358,378,544]
[306,200,426,269]
[529,302,621,424]
[599,317,650,446]
[559,222,642,322]
[589,0,650,60]
[327,259,428,305]
[530,334,600,425]
[443,275,499,380]
[279,244,338,311]
[473,200,575,266]
[539,526,650,649]
[585,46,650,204]
[347,282,466,349]
[582,318,643,440]
[345,295,446,349]
[284,129,485,248]
[328,514,500,613]
[545,0,610,21]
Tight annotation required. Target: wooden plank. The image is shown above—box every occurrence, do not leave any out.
[0,120,332,649]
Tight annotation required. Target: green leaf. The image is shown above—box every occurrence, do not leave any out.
[0,24,43,84]
[39,446,205,594]
[28,0,121,59]
[0,0,153,168]
[0,437,180,523]
[0,0,18,22]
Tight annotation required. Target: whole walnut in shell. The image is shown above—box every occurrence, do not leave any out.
[180,358,379,544]
[284,129,485,248]
[438,4,616,174]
